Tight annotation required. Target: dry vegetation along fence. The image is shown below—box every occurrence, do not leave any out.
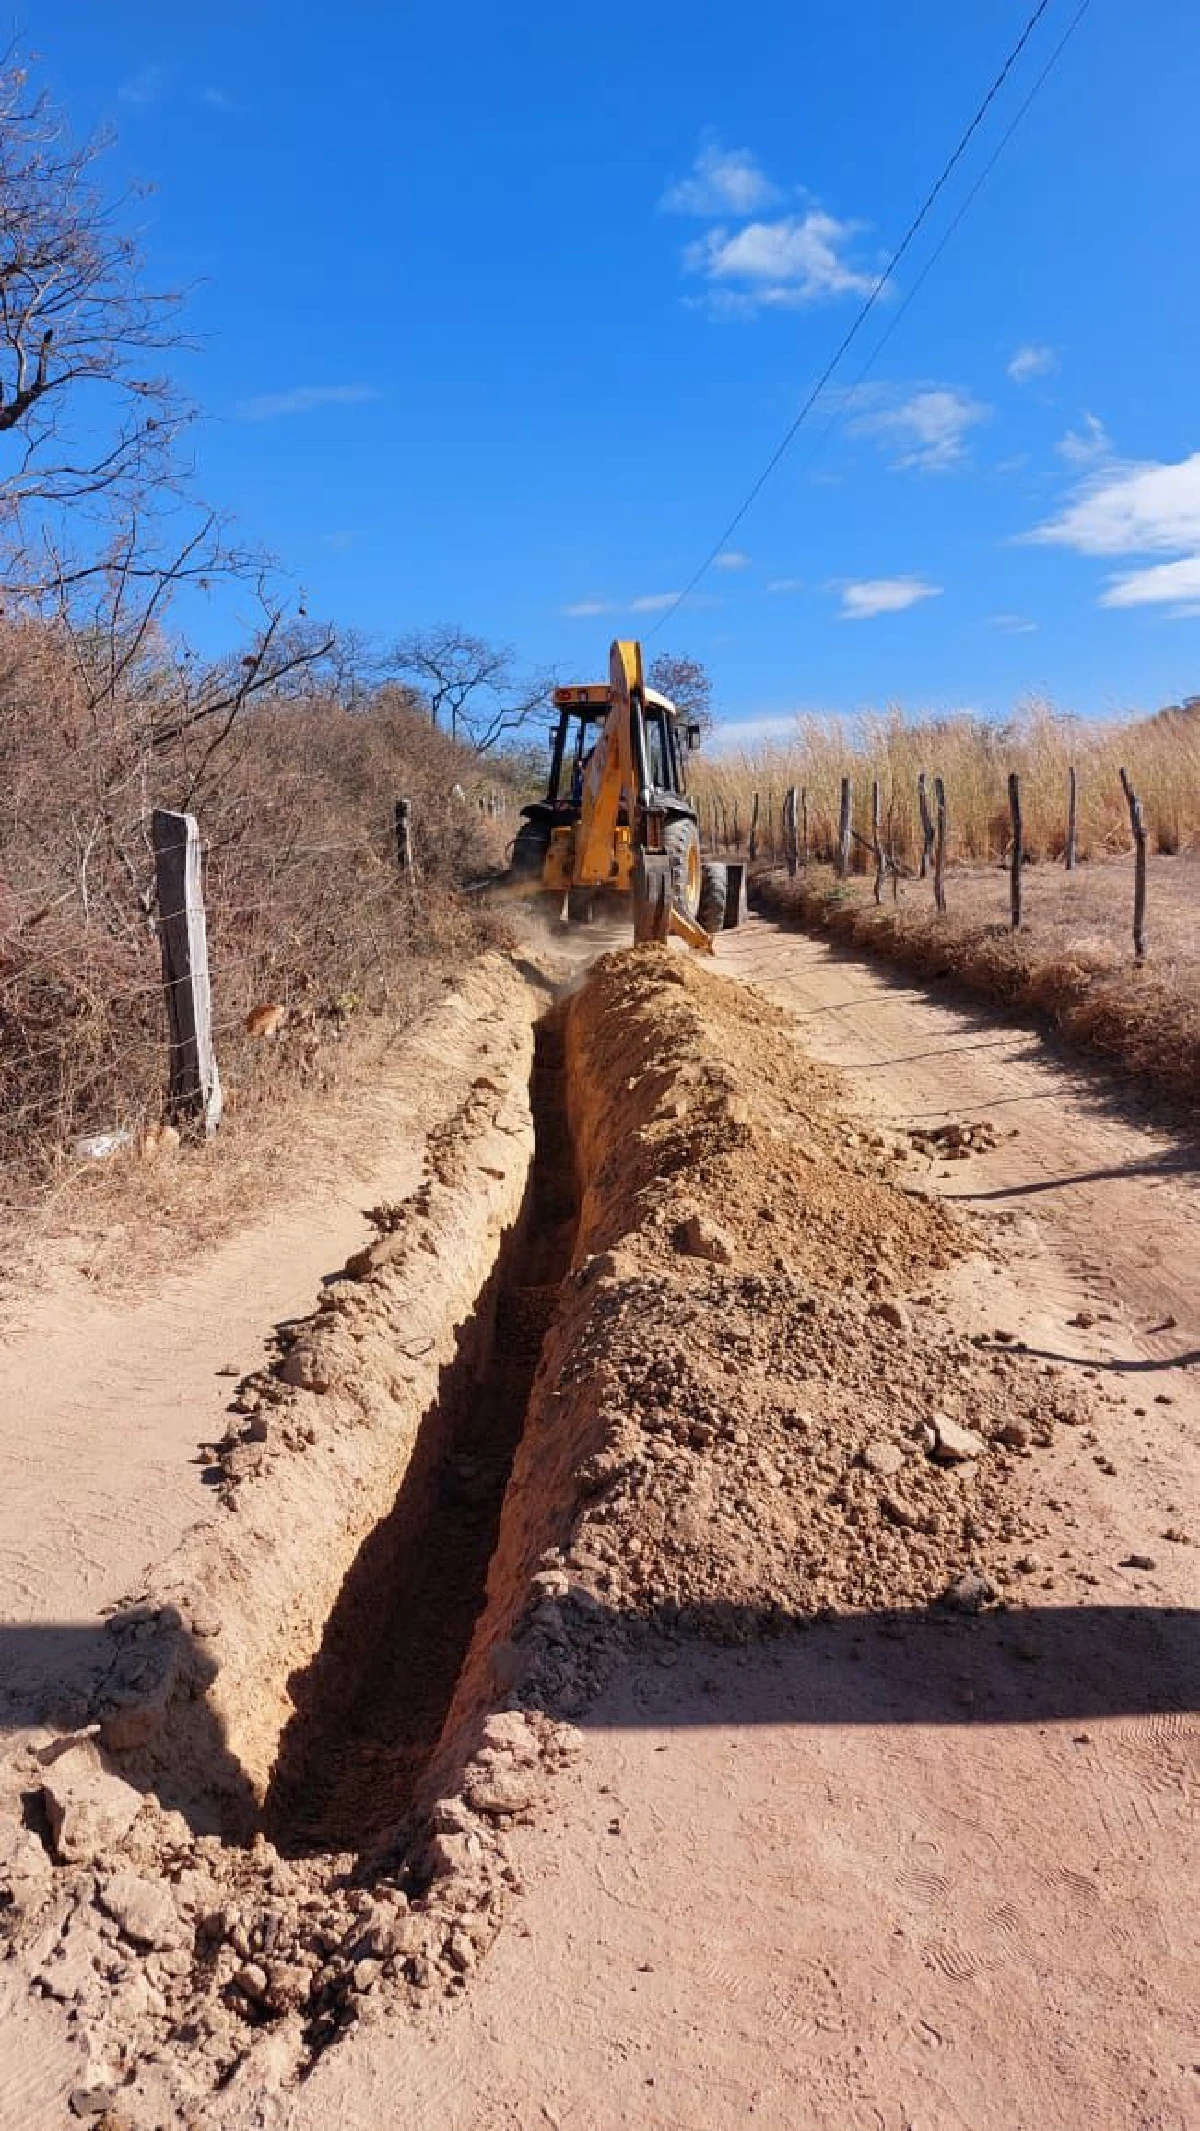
[692,701,1199,1103]
[694,700,1199,872]
[0,620,515,1207]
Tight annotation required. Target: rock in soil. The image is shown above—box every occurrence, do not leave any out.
[98,1871,188,1950]
[931,1414,988,1464]
[863,1440,906,1479]
[677,1212,736,1265]
[944,1571,996,1613]
[40,1740,144,1864]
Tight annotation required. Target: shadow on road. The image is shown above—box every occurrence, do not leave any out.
[564,1599,1200,1731]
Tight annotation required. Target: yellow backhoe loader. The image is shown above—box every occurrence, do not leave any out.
[509,640,745,948]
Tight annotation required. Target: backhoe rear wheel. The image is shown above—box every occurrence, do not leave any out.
[663,818,702,922]
[698,860,728,935]
[509,819,550,882]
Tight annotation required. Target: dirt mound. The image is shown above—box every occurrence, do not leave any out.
[0,947,1094,2121]
[570,944,962,1290]
[438,948,1090,1737]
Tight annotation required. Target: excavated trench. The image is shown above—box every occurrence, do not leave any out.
[14,948,1083,2109]
[263,1008,578,1858]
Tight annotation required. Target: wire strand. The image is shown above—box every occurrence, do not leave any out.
[648,0,1086,637]
[780,0,1095,489]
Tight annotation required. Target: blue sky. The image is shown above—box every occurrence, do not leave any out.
[29,0,1200,736]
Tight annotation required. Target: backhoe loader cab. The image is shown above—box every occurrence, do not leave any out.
[508,640,744,947]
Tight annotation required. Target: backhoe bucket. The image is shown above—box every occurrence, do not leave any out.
[633,852,671,943]
[633,852,714,953]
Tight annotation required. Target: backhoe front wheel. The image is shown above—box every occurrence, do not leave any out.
[663,818,702,922]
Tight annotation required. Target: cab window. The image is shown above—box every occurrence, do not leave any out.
[644,709,669,791]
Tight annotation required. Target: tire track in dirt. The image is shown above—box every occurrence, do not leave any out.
[722,916,1197,1353]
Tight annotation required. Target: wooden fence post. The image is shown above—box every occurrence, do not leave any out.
[1119,768,1147,962]
[1065,766,1078,871]
[782,785,799,877]
[836,776,852,878]
[748,791,760,862]
[933,776,948,914]
[1007,772,1023,930]
[394,796,415,873]
[917,771,935,880]
[151,809,222,1137]
[732,800,741,850]
[871,779,884,905]
[395,796,421,910]
[800,786,809,868]
[767,786,776,859]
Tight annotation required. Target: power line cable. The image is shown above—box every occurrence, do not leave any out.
[786,0,1094,486]
[648,0,1088,637]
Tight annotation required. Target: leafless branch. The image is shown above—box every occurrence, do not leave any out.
[391,624,553,754]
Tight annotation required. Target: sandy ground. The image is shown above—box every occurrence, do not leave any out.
[1,915,1196,2128]
[276,918,1197,2131]
[723,916,1197,1353]
[0,959,530,1734]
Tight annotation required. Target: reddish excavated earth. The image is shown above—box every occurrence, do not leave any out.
[1,914,1196,2129]
[267,916,1199,2131]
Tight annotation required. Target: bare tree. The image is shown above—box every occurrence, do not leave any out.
[391,624,552,753]
[647,650,714,736]
[0,53,186,574]
[12,509,334,941]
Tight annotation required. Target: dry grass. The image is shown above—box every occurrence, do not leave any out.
[753,852,1200,1106]
[695,700,1200,867]
[0,616,518,1230]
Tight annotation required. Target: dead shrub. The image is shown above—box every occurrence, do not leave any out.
[0,619,516,1209]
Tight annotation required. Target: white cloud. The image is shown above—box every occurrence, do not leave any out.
[988,612,1038,634]
[707,714,798,752]
[837,577,942,621]
[714,549,750,571]
[1055,413,1111,467]
[684,211,874,311]
[236,384,380,420]
[1099,557,1200,611]
[766,577,805,594]
[849,386,988,473]
[1007,343,1057,384]
[660,141,779,218]
[563,589,718,617]
[119,64,168,106]
[629,591,683,613]
[1028,449,1200,556]
[201,85,242,113]
[1025,445,1200,619]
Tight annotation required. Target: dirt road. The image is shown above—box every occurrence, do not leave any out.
[276,917,1196,2131]
[1,916,1195,2129]
[724,916,1197,1357]
[0,959,531,1737]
